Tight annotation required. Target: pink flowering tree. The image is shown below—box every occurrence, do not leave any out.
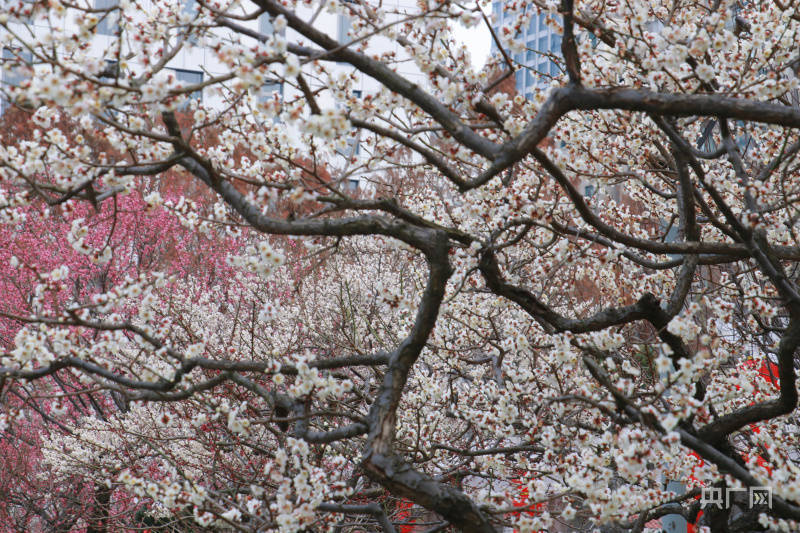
[0,107,249,530]
[2,0,800,532]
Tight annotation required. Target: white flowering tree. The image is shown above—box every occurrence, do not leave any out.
[2,0,800,531]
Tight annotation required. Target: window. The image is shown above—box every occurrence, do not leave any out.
[259,13,273,35]
[182,0,196,16]
[350,135,360,155]
[607,183,622,203]
[515,63,529,93]
[551,35,562,55]
[259,80,282,102]
[497,11,566,91]
[732,120,757,157]
[660,220,681,260]
[526,70,535,86]
[170,68,203,107]
[665,224,679,243]
[532,14,539,33]
[96,0,119,36]
[262,81,282,95]
[98,59,119,82]
[337,14,351,43]
[697,119,717,152]
[348,178,360,190]
[2,47,32,88]
[515,70,524,92]
[95,60,120,119]
[1,47,32,113]
[182,0,198,44]
[343,90,362,157]
[737,132,756,158]
[583,184,596,198]
[538,35,548,53]
[258,10,283,104]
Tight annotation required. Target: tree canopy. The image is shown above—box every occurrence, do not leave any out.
[2,0,800,531]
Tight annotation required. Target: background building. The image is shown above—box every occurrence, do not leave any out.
[0,0,427,191]
[1,0,424,105]
[489,2,561,98]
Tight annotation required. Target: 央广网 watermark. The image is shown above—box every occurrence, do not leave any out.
[700,486,772,509]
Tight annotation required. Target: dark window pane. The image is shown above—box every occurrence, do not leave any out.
[99,59,119,81]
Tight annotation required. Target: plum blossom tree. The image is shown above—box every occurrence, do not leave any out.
[0,106,249,531]
[2,0,800,531]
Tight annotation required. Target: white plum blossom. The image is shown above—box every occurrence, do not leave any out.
[1,1,800,531]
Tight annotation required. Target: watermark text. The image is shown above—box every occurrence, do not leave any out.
[700,486,772,509]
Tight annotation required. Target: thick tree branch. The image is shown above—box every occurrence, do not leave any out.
[252,0,502,160]
[359,234,498,532]
[318,503,397,533]
[469,86,800,190]
[698,316,800,444]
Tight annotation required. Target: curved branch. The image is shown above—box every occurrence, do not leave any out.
[252,0,501,160]
[698,316,800,444]
[351,118,468,189]
[318,503,397,533]
[361,234,498,532]
[468,86,800,190]
[479,248,656,333]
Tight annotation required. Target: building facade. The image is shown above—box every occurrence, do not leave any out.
[1,0,428,191]
[489,2,562,98]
